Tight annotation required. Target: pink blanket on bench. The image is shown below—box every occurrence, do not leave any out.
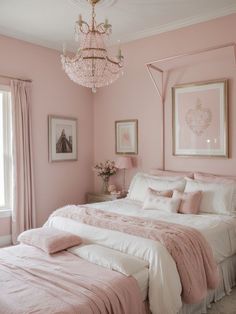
[0,244,145,314]
[50,206,220,304]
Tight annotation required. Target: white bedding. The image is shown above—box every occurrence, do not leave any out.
[68,243,149,301]
[132,268,149,301]
[46,198,236,314]
[88,198,236,264]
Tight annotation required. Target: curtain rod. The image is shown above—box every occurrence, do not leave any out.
[0,74,32,83]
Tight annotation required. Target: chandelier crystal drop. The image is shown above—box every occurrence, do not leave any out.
[61,0,124,93]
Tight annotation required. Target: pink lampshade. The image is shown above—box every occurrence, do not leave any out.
[116,156,133,169]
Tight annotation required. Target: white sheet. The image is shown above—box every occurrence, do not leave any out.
[45,199,236,314]
[69,243,149,301]
[68,244,149,276]
[132,268,149,301]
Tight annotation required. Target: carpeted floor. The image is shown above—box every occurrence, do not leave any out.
[207,288,236,314]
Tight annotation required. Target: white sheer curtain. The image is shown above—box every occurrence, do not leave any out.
[11,79,36,244]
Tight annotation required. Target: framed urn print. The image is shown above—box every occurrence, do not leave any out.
[115,120,138,154]
[48,115,77,162]
[172,79,228,157]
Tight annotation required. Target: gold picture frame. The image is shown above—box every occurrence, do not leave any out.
[172,79,228,158]
[115,119,138,155]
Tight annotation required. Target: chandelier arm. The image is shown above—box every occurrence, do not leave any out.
[96,23,111,35]
[78,21,90,34]
[106,57,123,66]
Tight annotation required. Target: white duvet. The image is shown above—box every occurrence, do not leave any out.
[45,198,236,314]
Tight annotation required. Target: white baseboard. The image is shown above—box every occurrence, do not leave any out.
[0,234,12,247]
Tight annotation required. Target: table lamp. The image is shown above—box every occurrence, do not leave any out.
[116,156,133,193]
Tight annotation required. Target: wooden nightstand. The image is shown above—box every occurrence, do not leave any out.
[86,192,127,204]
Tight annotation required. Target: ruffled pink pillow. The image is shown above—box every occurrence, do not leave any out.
[173,190,202,214]
[18,227,82,254]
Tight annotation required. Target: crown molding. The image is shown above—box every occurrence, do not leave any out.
[113,4,236,45]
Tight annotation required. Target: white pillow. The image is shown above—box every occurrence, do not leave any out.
[194,172,236,213]
[68,244,148,276]
[143,192,181,213]
[184,179,235,215]
[127,172,186,202]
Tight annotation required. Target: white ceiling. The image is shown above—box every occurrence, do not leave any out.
[0,0,235,51]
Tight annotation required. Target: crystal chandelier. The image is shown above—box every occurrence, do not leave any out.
[61,0,124,93]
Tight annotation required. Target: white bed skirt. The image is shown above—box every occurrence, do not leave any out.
[179,254,236,314]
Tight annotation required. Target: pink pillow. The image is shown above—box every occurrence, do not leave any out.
[18,227,82,254]
[150,169,194,179]
[147,187,173,197]
[173,190,202,214]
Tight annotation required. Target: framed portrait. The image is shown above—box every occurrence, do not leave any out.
[172,79,228,157]
[115,119,138,155]
[48,115,77,162]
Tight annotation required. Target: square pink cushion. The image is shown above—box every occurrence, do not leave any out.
[173,190,202,214]
[18,227,82,254]
[150,169,194,179]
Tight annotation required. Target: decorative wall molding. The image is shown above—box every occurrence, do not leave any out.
[146,42,236,170]
[0,235,12,247]
[115,4,236,45]
[0,3,235,51]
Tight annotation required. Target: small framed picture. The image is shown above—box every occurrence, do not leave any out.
[48,115,77,162]
[172,79,228,157]
[115,119,138,154]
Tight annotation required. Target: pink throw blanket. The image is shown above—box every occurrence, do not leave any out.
[50,206,220,304]
[0,244,145,314]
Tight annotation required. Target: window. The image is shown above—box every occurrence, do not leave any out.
[0,86,12,211]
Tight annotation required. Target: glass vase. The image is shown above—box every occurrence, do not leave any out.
[102,177,109,194]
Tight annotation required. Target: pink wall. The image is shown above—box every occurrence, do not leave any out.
[93,14,236,191]
[0,34,94,237]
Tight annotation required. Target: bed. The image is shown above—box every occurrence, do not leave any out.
[1,171,236,314]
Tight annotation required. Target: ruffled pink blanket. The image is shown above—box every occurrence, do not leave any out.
[0,244,145,314]
[50,206,220,304]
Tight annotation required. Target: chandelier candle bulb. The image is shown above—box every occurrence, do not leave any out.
[104,18,109,29]
[78,14,83,26]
